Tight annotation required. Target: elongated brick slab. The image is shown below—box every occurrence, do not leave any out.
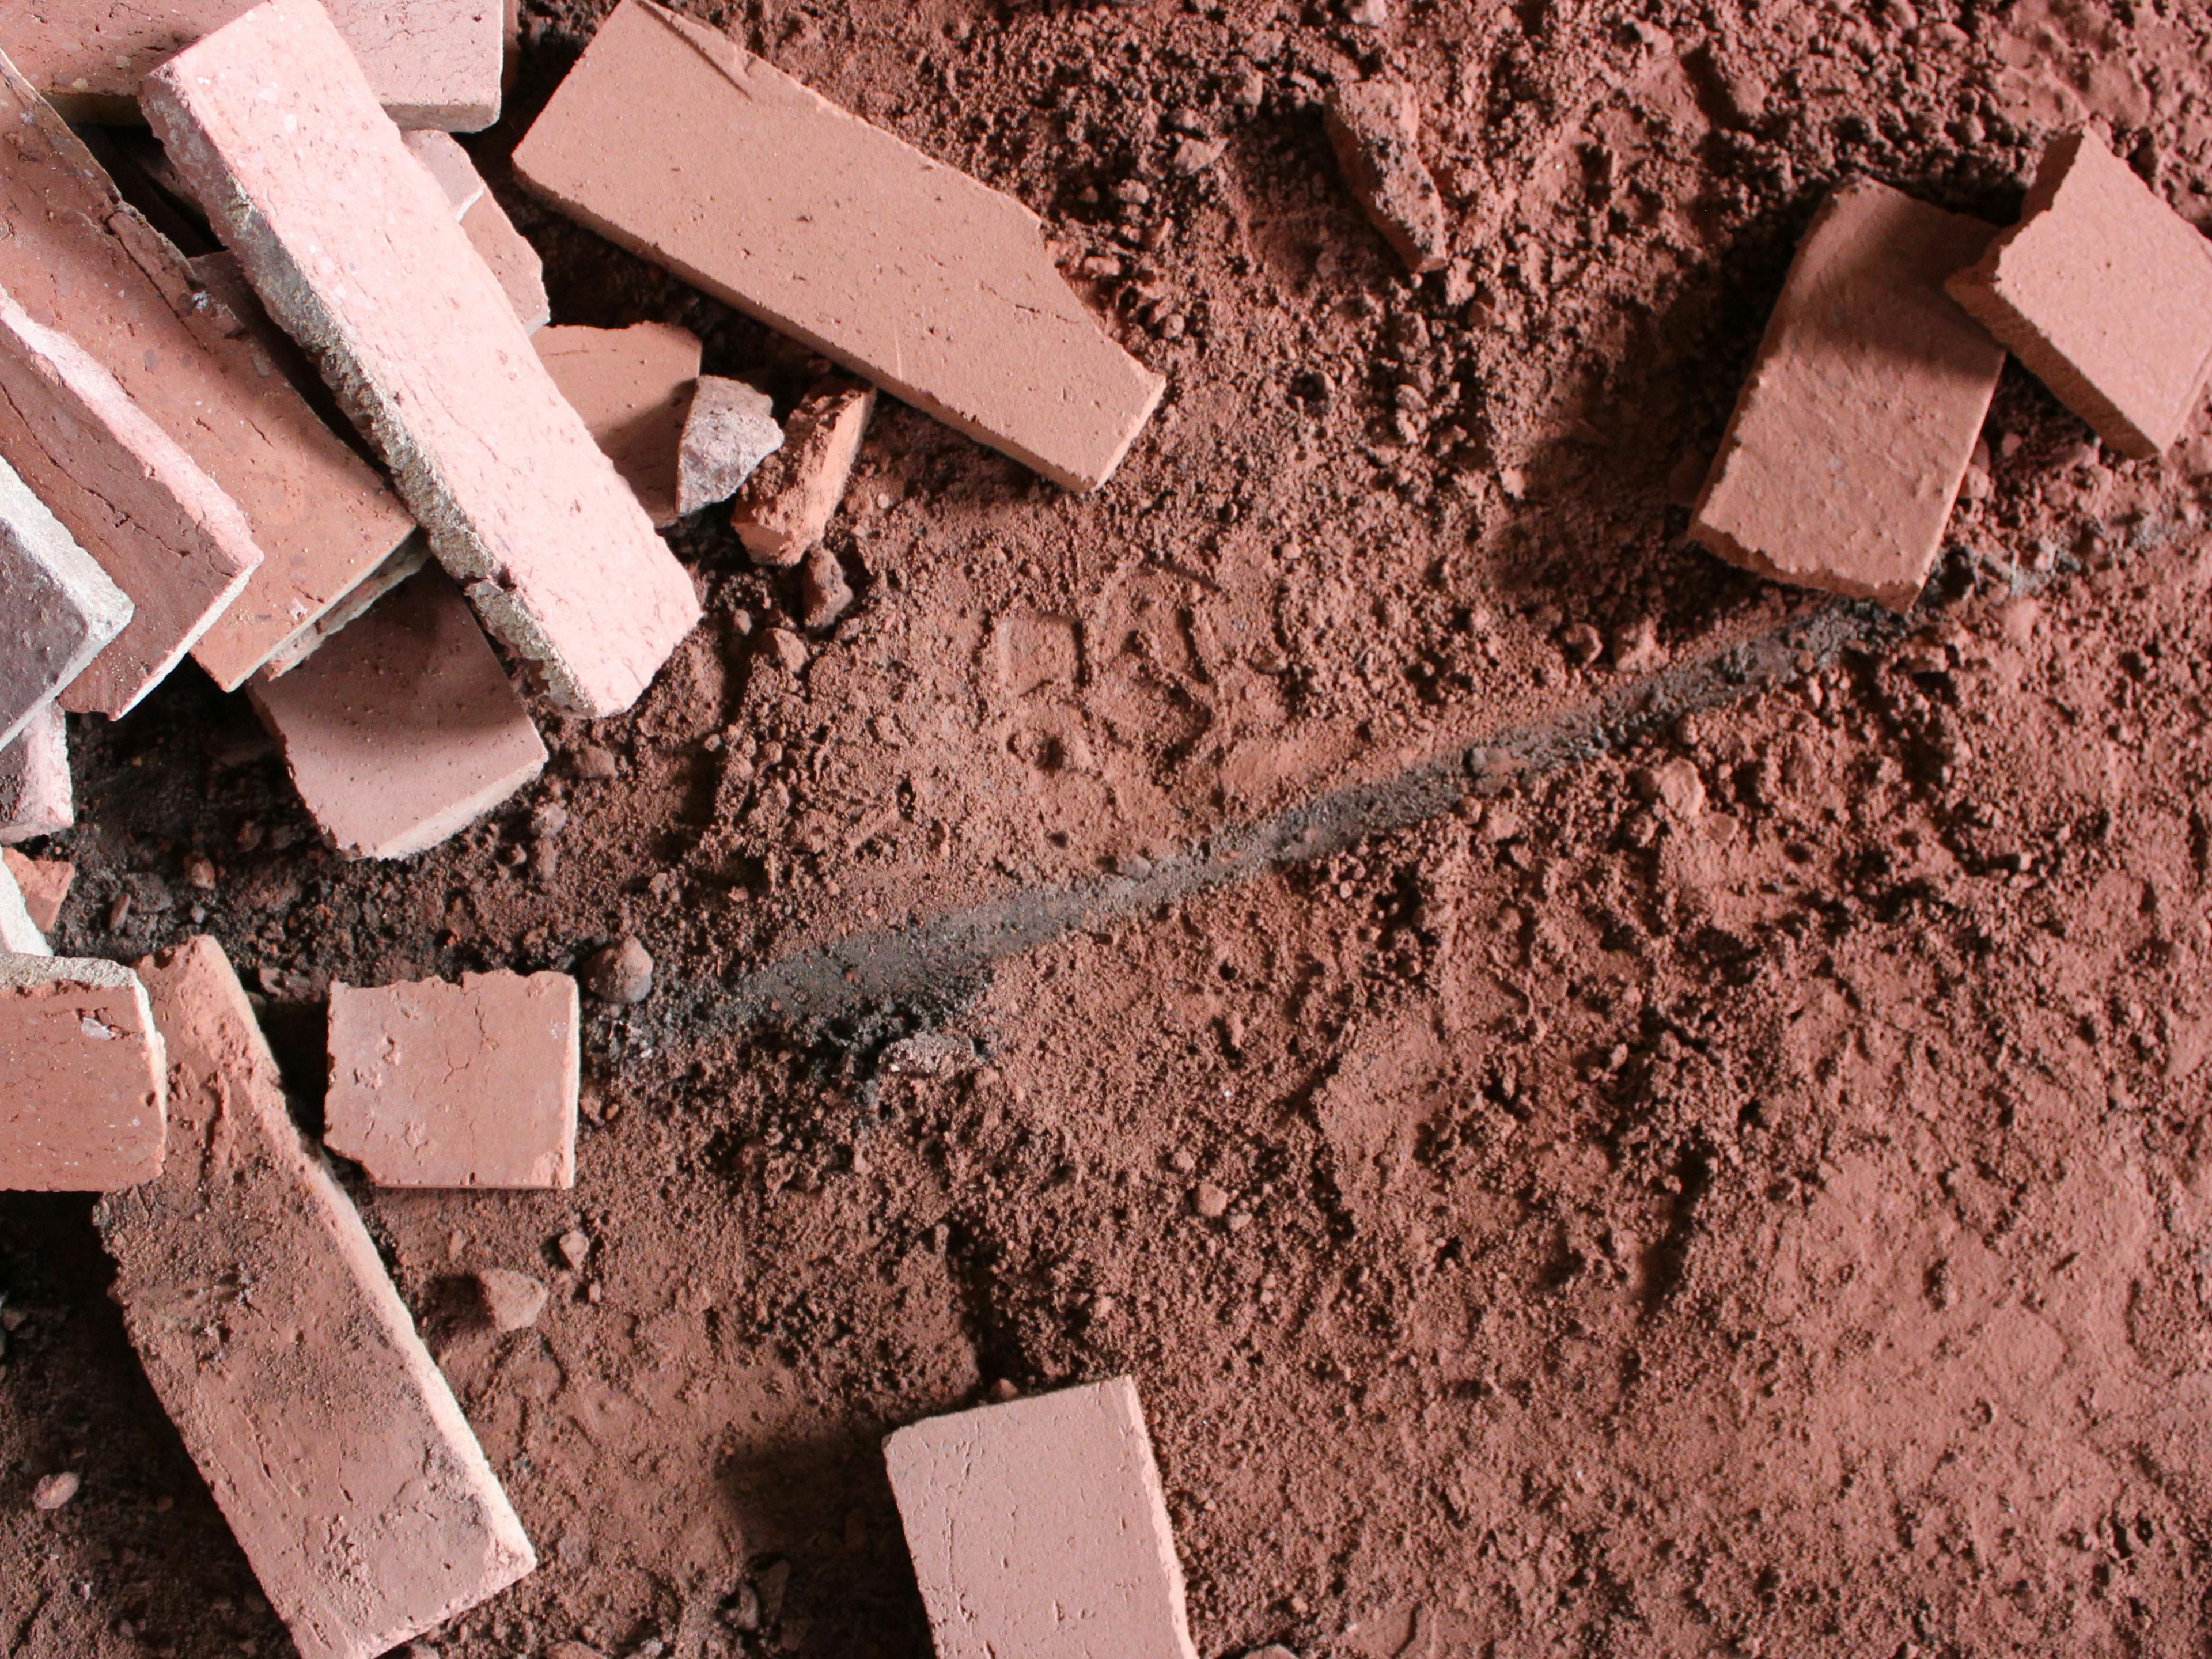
[0,449,132,751]
[146,0,700,717]
[1692,181,2005,613]
[96,938,535,1659]
[16,0,501,128]
[0,709,71,844]
[1948,130,2212,460]
[513,0,1162,491]
[251,569,547,860]
[884,1378,1200,1659]
[0,953,166,1189]
[0,289,262,716]
[0,52,415,691]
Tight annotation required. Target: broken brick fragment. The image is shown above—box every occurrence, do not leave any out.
[325,971,579,1190]
[1947,130,2212,460]
[475,1268,550,1332]
[0,708,70,844]
[403,131,487,219]
[0,450,131,751]
[2,851,71,935]
[733,378,874,566]
[1323,79,1450,275]
[535,323,703,528]
[0,855,47,955]
[0,953,166,1190]
[677,376,783,517]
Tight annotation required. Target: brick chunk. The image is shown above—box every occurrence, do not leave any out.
[0,709,70,844]
[0,855,47,955]
[0,52,415,693]
[514,1,1162,491]
[251,569,548,860]
[2,849,73,934]
[734,378,875,566]
[0,450,131,751]
[404,131,487,218]
[145,0,700,717]
[0,953,166,1190]
[15,1,501,129]
[535,324,703,528]
[1948,130,2212,460]
[677,376,783,516]
[884,1378,1200,1659]
[1324,80,1449,275]
[325,971,579,1188]
[97,937,536,1659]
[1692,181,2005,612]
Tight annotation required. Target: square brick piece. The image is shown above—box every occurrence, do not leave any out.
[0,448,131,751]
[145,0,700,718]
[535,324,703,528]
[251,568,547,861]
[1948,130,2212,460]
[1692,180,2006,612]
[514,0,1162,491]
[884,1378,1200,1659]
[0,706,72,844]
[325,971,579,1188]
[97,937,536,1659]
[0,953,166,1190]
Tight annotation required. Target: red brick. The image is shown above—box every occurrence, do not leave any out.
[535,324,703,528]
[1,849,73,934]
[884,1378,1200,1659]
[325,971,579,1188]
[97,937,536,1659]
[0,450,131,749]
[733,377,874,566]
[1324,80,1449,275]
[1692,181,2005,612]
[1948,130,2212,461]
[0,707,70,844]
[250,569,547,860]
[513,0,1162,491]
[0,954,166,1190]
[145,0,700,717]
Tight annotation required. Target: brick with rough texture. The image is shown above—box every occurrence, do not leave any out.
[96,937,536,1659]
[0,450,131,751]
[145,0,700,717]
[2,849,73,934]
[1692,181,2005,613]
[1948,130,2212,461]
[734,377,874,565]
[250,569,547,860]
[535,323,702,527]
[0,709,70,844]
[1323,80,1449,274]
[0,952,166,1189]
[884,1378,1200,1659]
[514,0,1161,491]
[325,971,579,1188]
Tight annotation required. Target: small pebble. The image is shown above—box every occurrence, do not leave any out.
[475,1268,549,1333]
[1192,1181,1232,1219]
[557,1228,592,1271]
[575,745,619,781]
[32,1471,79,1510]
[580,935,653,1004]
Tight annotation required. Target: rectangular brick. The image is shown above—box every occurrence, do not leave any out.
[0,707,70,844]
[250,568,547,859]
[1,849,73,934]
[1948,130,2212,461]
[146,0,700,717]
[14,0,501,129]
[97,937,536,1659]
[0,55,416,691]
[256,534,433,681]
[0,953,166,1190]
[326,971,579,1188]
[0,449,131,751]
[535,323,702,527]
[513,0,1162,492]
[884,1378,1200,1659]
[1692,181,2005,612]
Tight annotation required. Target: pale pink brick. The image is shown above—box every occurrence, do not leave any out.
[0,707,72,844]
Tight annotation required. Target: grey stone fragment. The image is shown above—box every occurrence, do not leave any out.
[675,376,783,517]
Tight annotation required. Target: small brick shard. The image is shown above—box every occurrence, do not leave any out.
[1691,181,2006,612]
[404,130,487,219]
[514,0,1162,491]
[0,450,131,751]
[0,953,166,1190]
[1947,130,2212,460]
[400,131,550,331]
[884,1378,1200,1659]
[325,971,579,1189]
[475,1268,548,1332]
[2,849,73,934]
[16,0,501,129]
[1324,79,1450,274]
[0,855,47,955]
[145,0,700,717]
[250,569,548,861]
[96,937,536,1659]
[734,377,874,566]
[0,708,71,844]
[534,324,703,528]
[677,376,784,516]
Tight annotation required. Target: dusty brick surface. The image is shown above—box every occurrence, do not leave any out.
[1948,130,2212,460]
[1,849,72,934]
[1323,80,1449,274]
[96,937,535,1659]
[325,971,579,1188]
[1691,181,2005,612]
[145,0,700,717]
[0,450,131,751]
[734,377,875,565]
[514,0,1162,491]
[0,707,70,844]
[0,953,165,1190]
[535,323,702,528]
[884,1378,1200,1659]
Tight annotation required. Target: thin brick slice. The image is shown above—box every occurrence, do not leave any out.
[325,971,579,1188]
[400,132,555,332]
[534,323,702,528]
[249,568,547,860]
[0,708,70,844]
[513,0,1162,491]
[733,377,874,566]
[1948,130,2212,460]
[884,1378,1201,1659]
[16,0,501,129]
[96,937,536,1659]
[1691,180,2006,613]
[144,0,700,717]
[256,533,433,681]
[0,449,132,751]
[0,953,166,1190]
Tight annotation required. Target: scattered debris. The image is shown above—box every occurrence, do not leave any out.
[556,1227,592,1271]
[676,376,783,516]
[1323,79,1450,274]
[0,707,70,843]
[0,952,166,1190]
[31,1470,79,1510]
[0,450,131,749]
[513,0,1163,491]
[474,1268,550,1334]
[733,377,874,566]
[534,323,703,528]
[579,935,653,1005]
